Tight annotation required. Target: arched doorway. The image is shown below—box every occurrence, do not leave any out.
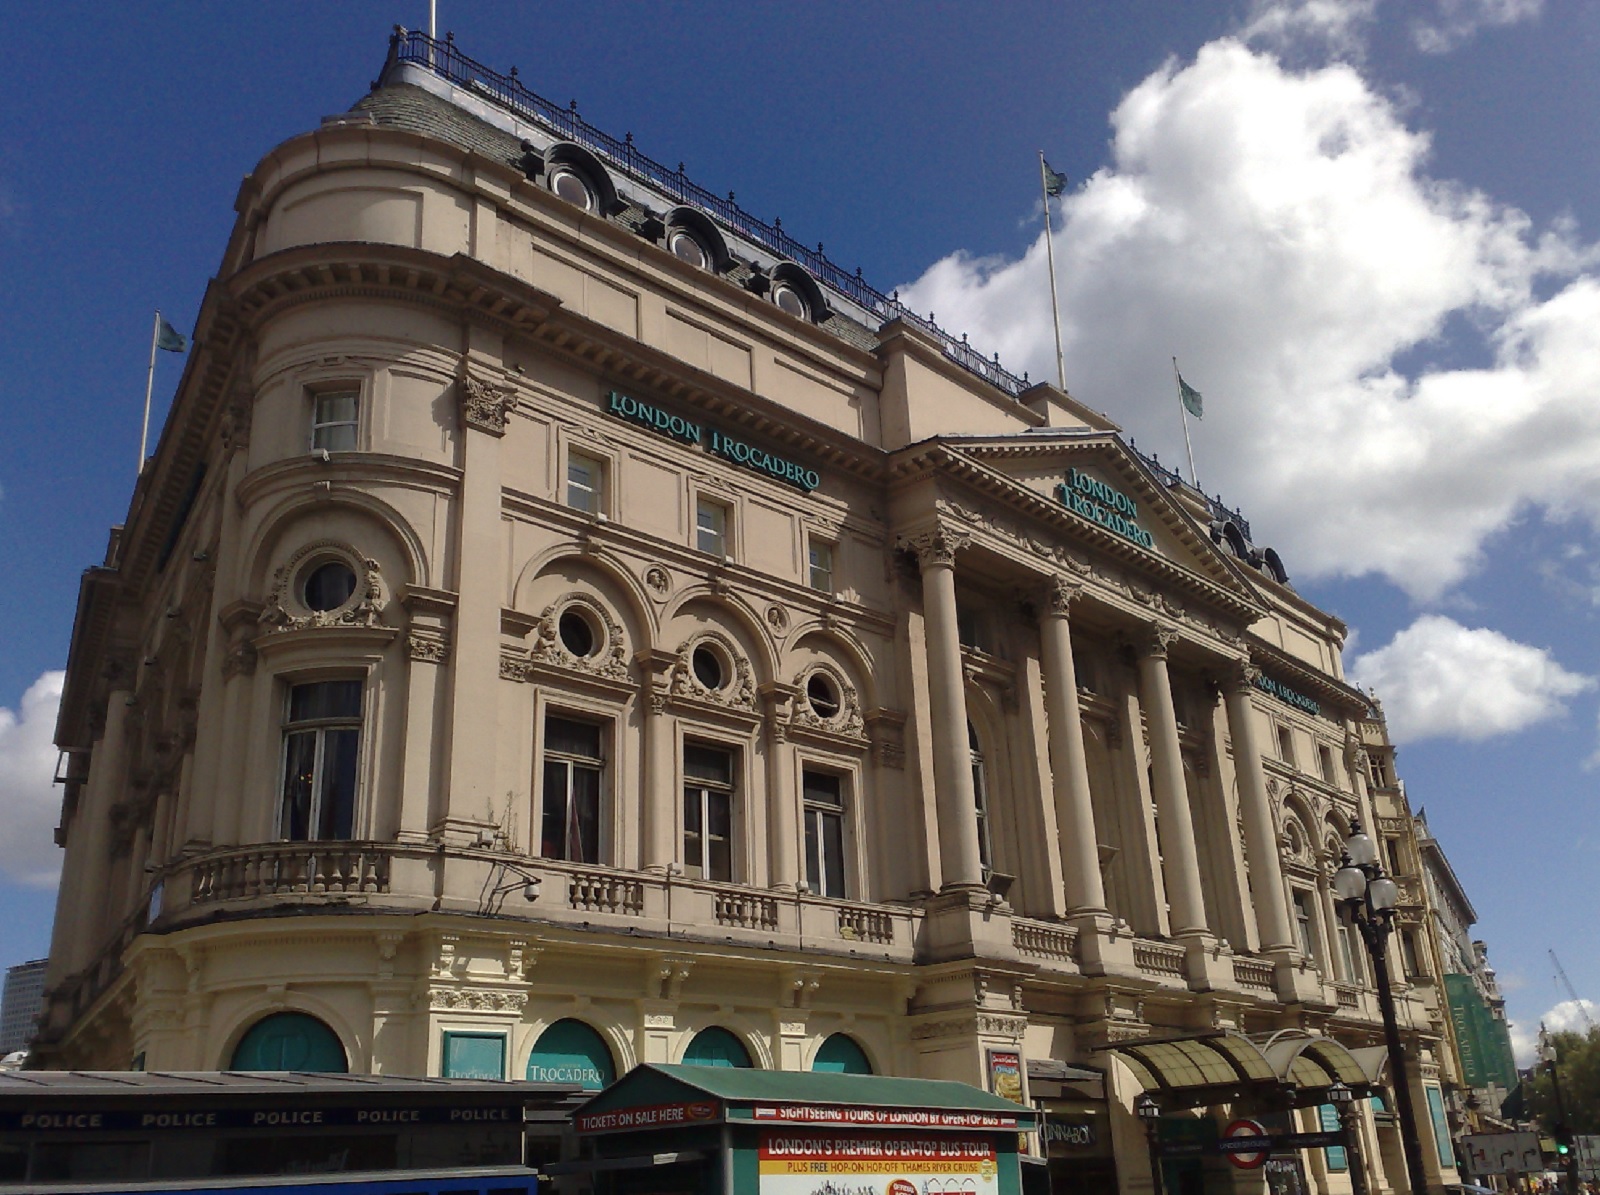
[682,1026,752,1068]
[812,1034,872,1074]
[230,1012,347,1072]
[527,1019,616,1091]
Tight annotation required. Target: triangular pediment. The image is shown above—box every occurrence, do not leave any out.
[921,432,1263,610]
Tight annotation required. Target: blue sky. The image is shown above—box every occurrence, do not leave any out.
[1,1,1596,1060]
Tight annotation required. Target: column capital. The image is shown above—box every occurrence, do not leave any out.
[457,369,518,436]
[903,526,970,570]
[1220,658,1261,694]
[1038,576,1086,619]
[1137,620,1180,660]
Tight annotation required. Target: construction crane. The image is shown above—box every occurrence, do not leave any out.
[1550,950,1596,1032]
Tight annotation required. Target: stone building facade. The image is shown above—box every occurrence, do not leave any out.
[40,30,1464,1194]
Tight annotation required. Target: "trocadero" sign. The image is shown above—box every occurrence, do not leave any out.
[606,390,821,493]
[1056,467,1155,549]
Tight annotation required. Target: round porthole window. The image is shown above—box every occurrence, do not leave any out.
[549,165,594,211]
[772,281,809,320]
[303,561,358,613]
[691,645,725,691]
[806,673,841,720]
[559,608,597,658]
[669,229,708,269]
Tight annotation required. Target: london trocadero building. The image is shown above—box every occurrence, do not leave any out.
[39,30,1462,1193]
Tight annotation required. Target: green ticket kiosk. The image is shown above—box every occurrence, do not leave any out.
[562,1064,1037,1195]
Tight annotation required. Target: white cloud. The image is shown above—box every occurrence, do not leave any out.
[1509,999,1598,1066]
[899,37,1600,601]
[0,672,66,888]
[1242,0,1377,58]
[1348,615,1592,741]
[1412,0,1543,54]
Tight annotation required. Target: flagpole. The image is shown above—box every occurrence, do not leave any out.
[1173,356,1199,489]
[1040,152,1067,392]
[139,310,161,473]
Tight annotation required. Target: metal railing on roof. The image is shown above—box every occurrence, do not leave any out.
[385,28,1030,399]
[1132,445,1252,541]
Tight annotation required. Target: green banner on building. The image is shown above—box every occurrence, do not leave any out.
[1445,974,1518,1090]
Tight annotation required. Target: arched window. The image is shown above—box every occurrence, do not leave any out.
[812,1034,872,1075]
[682,1026,752,1068]
[968,722,993,877]
[527,1019,615,1091]
[230,1012,347,1072]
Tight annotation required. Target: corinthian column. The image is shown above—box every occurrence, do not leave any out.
[1136,623,1208,937]
[1037,578,1105,915]
[1222,661,1295,952]
[910,527,984,890]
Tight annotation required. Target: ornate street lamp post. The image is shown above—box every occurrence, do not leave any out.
[1136,1093,1165,1195]
[1328,1080,1368,1195]
[1332,818,1431,1195]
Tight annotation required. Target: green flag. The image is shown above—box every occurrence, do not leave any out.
[1178,373,1203,418]
[156,317,187,353]
[1042,157,1069,198]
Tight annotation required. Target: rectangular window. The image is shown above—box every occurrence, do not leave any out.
[957,605,983,651]
[802,769,847,899]
[1385,837,1403,875]
[310,390,359,452]
[1276,724,1297,766]
[683,743,734,881]
[567,451,605,515]
[1337,907,1364,984]
[808,538,834,593]
[541,715,603,864]
[1318,743,1337,784]
[1401,928,1422,977]
[280,680,362,841]
[1293,890,1318,962]
[441,1031,507,1080]
[971,735,994,878]
[696,498,729,557]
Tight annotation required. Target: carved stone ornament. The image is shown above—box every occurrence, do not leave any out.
[221,638,258,679]
[259,540,384,632]
[1041,576,1085,618]
[643,565,671,599]
[220,390,254,452]
[520,596,632,684]
[499,650,534,683]
[458,371,518,436]
[1140,621,1179,659]
[903,527,970,570]
[407,628,451,664]
[790,663,865,739]
[1223,658,1261,694]
[429,987,528,1013]
[765,604,790,633]
[668,632,757,712]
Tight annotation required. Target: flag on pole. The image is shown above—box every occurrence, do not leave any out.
[1041,158,1069,198]
[156,317,187,353]
[1177,373,1203,418]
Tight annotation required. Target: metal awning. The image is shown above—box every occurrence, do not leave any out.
[1101,1030,1385,1111]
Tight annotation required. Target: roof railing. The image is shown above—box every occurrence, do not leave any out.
[1132,446,1252,541]
[385,28,1030,398]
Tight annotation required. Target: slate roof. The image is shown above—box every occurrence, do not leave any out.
[348,84,883,355]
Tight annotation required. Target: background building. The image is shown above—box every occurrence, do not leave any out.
[38,29,1477,1194]
[0,959,47,1057]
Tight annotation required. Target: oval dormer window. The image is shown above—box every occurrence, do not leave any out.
[669,228,709,269]
[772,280,809,320]
[549,165,594,212]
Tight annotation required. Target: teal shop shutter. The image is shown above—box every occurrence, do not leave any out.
[683,1026,752,1067]
[527,1019,615,1090]
[812,1034,873,1075]
[230,1013,348,1072]
[1320,1104,1347,1170]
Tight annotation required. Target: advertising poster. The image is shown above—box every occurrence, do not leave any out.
[758,1130,999,1194]
[986,1050,1023,1105]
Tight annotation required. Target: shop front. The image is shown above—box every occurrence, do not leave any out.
[557,1064,1038,1195]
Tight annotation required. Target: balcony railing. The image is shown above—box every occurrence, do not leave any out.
[385,28,1031,400]
[1233,958,1276,991]
[191,842,391,902]
[1012,919,1081,965]
[1133,940,1188,979]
